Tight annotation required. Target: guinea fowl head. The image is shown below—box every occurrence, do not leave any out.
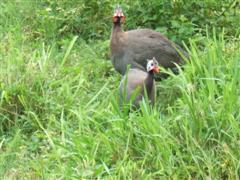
[147,57,160,73]
[112,5,125,25]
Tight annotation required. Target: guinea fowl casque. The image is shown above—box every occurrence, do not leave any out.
[120,57,160,108]
[110,5,187,78]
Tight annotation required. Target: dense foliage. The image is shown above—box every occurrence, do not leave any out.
[1,0,239,43]
[0,0,240,179]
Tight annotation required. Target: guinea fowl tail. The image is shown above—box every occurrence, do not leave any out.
[154,44,189,81]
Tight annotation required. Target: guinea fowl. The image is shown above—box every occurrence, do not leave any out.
[120,57,160,108]
[110,5,187,77]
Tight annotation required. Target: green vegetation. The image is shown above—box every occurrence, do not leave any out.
[0,0,240,179]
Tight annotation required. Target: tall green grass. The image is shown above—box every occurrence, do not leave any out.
[1,29,240,178]
[1,1,240,179]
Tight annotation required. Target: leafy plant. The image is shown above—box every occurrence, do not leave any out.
[1,0,238,43]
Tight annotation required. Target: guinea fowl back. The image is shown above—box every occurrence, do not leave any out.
[126,29,183,66]
[120,68,155,108]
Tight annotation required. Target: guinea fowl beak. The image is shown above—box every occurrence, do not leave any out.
[153,66,160,73]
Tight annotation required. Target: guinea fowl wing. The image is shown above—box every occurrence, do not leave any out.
[125,29,184,68]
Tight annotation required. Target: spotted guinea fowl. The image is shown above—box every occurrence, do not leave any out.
[110,5,187,77]
[120,57,160,108]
